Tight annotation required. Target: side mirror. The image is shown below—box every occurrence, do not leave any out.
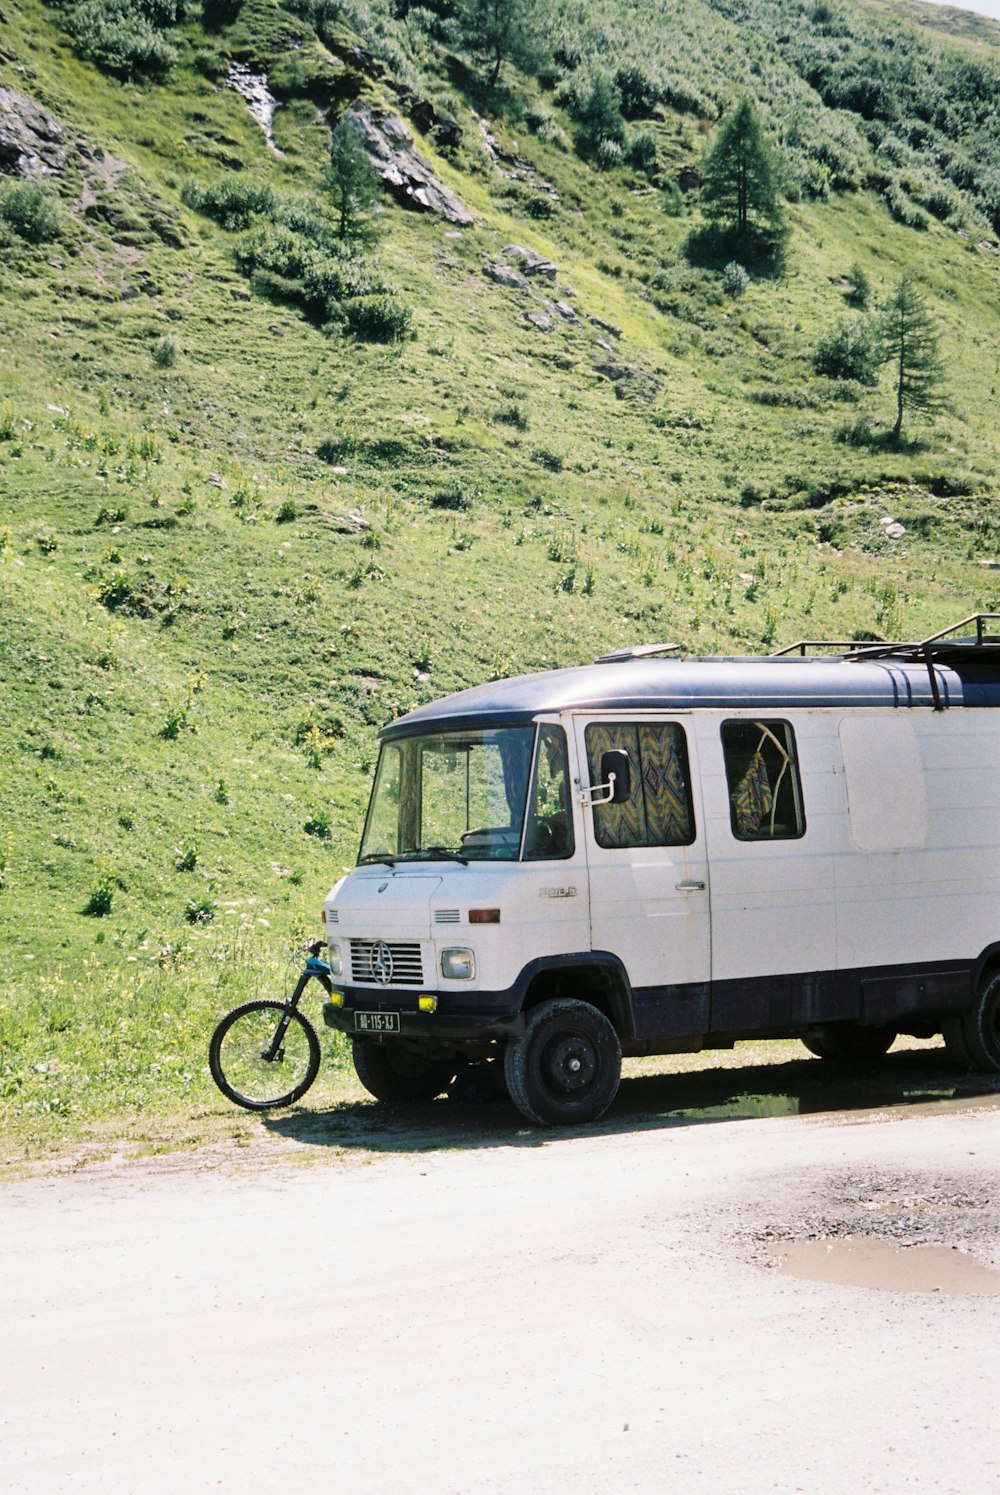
[601,749,632,804]
[579,748,634,808]
[600,747,630,807]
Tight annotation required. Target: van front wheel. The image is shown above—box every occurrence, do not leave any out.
[943,970,1000,1072]
[352,1039,455,1104]
[504,999,621,1127]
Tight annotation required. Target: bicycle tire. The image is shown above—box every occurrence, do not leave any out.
[209,998,321,1110]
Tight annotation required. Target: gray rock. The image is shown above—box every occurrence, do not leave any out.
[594,359,665,404]
[346,109,473,227]
[589,314,622,338]
[526,312,554,332]
[553,301,579,322]
[484,262,529,289]
[503,243,557,277]
[0,86,68,177]
[225,64,284,158]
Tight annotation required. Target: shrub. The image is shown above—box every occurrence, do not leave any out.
[532,446,564,472]
[594,137,624,172]
[565,70,626,157]
[64,0,178,80]
[627,129,658,171]
[276,499,299,522]
[835,415,877,447]
[304,810,332,839]
[345,295,412,342]
[614,65,661,120]
[662,182,683,217]
[83,876,115,917]
[0,181,62,244]
[722,261,750,298]
[184,895,217,924]
[495,402,529,430]
[813,316,883,385]
[151,335,178,368]
[181,176,277,230]
[316,434,358,464]
[96,504,128,525]
[845,263,870,309]
[429,483,470,511]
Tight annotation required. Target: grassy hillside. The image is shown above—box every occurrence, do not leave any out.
[3,0,1000,1156]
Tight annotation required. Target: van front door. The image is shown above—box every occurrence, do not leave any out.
[573,716,711,1040]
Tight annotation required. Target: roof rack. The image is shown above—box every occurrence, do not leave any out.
[774,613,1000,710]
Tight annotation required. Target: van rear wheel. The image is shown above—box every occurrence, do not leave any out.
[504,999,621,1127]
[801,1024,896,1062]
[942,970,1000,1072]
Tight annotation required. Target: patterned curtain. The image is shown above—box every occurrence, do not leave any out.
[640,724,693,844]
[585,723,692,848]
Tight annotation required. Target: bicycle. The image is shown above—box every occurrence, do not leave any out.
[208,942,333,1111]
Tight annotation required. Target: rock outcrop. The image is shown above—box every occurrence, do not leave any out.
[0,86,68,178]
[346,109,473,227]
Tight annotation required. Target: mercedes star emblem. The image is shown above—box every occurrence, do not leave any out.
[370,941,394,985]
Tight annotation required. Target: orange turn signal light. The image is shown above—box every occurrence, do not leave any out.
[469,909,501,924]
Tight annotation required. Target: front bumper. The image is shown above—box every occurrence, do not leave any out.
[322,986,525,1042]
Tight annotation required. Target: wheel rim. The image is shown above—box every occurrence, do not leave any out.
[540,1032,599,1096]
[218,1008,313,1105]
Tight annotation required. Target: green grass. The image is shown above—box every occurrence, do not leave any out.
[3,0,1000,1160]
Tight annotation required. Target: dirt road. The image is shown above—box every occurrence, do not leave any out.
[3,1059,1000,1495]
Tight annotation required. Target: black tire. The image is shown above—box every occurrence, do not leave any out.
[209,999,321,1110]
[943,971,1000,1072]
[352,1039,456,1104]
[800,1024,896,1063]
[504,998,621,1126]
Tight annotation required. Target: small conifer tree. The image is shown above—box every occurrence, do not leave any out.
[700,98,786,263]
[326,118,381,240]
[880,273,946,442]
[457,0,547,90]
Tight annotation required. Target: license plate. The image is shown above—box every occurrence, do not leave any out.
[355,1011,400,1034]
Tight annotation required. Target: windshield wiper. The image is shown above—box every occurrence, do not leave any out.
[358,852,397,867]
[396,846,470,866]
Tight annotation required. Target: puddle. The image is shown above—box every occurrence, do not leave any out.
[666,1094,801,1124]
[767,1238,1000,1295]
[659,1084,998,1128]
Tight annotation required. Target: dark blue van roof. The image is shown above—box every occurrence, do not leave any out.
[381,651,1000,740]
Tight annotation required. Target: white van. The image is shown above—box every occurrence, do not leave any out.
[322,615,1000,1125]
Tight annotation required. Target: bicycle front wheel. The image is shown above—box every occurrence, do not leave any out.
[209,999,321,1110]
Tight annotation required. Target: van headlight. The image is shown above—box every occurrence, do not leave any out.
[441,947,475,981]
[327,941,343,978]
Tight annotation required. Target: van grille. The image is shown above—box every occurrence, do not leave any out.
[434,909,461,924]
[350,940,424,987]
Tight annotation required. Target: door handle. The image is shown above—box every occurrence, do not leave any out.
[675,880,706,891]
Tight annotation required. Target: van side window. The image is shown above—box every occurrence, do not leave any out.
[721,719,805,840]
[523,725,574,860]
[585,722,694,849]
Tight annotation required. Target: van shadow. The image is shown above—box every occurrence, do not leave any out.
[262,1048,1000,1155]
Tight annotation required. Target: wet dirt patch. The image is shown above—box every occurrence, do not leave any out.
[766,1238,1000,1294]
[741,1166,1000,1282]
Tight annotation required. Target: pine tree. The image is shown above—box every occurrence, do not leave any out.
[326,118,381,240]
[880,273,945,441]
[456,0,546,90]
[700,98,786,262]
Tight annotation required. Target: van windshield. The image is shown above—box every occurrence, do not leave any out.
[358,726,545,864]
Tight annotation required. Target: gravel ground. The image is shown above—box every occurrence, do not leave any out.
[2,1076,999,1495]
